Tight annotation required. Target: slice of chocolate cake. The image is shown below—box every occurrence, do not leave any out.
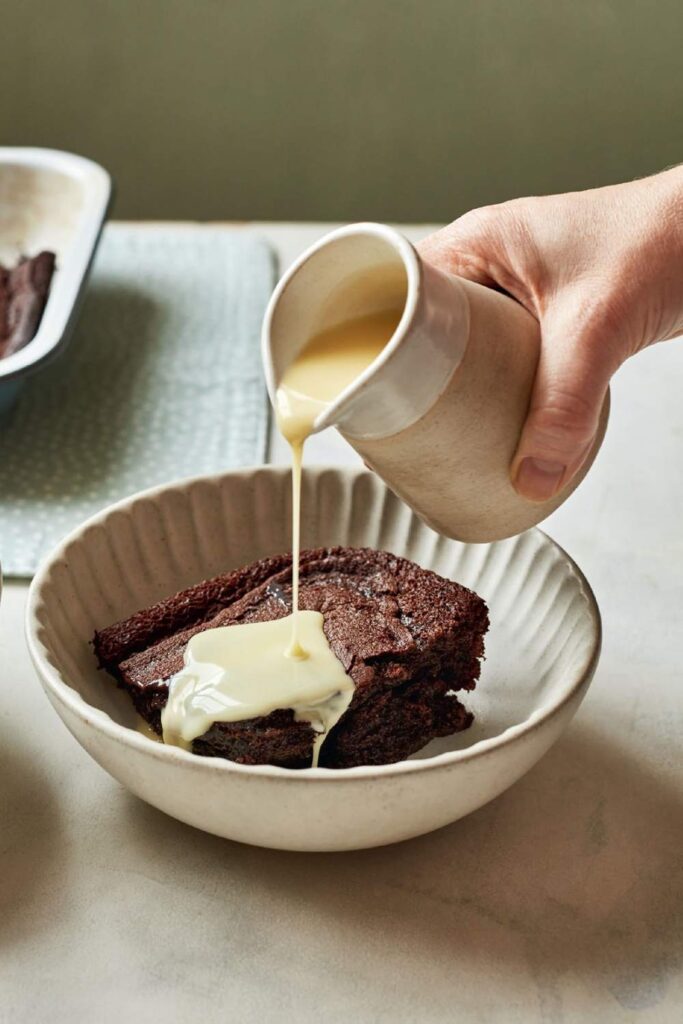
[0,251,56,359]
[94,547,488,769]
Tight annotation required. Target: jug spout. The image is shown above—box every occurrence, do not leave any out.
[261,222,470,440]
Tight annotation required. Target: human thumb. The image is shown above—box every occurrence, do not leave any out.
[512,318,613,503]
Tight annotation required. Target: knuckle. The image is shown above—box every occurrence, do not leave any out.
[454,201,544,307]
[453,203,507,239]
[529,388,598,449]
[561,298,630,375]
[578,296,623,341]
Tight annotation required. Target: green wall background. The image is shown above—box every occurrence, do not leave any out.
[2,1,681,222]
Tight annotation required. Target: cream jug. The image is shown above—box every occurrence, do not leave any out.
[262,223,608,542]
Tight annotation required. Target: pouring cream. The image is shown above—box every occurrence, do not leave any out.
[161,307,402,765]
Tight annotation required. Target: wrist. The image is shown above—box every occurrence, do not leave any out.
[632,167,683,342]
[656,164,683,224]
[659,167,683,339]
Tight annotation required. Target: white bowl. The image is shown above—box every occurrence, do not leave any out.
[26,466,600,852]
[0,147,111,414]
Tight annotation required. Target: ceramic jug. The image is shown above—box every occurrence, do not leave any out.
[262,222,608,542]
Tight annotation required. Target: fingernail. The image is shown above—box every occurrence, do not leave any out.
[514,457,566,502]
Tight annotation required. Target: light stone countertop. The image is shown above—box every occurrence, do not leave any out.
[1,223,682,1024]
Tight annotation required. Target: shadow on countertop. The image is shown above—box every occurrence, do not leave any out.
[124,723,683,1017]
[0,732,67,951]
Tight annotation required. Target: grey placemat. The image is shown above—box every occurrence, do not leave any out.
[0,224,275,576]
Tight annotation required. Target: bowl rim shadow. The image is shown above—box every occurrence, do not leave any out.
[25,464,602,783]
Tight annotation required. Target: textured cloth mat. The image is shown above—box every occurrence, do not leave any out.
[0,224,275,576]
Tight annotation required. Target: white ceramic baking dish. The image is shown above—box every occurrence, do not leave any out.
[0,147,111,414]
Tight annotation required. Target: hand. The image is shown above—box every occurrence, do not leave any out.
[418,168,683,502]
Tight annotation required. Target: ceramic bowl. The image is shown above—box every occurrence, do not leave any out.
[26,466,600,852]
[0,147,111,416]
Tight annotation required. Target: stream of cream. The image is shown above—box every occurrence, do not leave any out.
[161,308,402,765]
